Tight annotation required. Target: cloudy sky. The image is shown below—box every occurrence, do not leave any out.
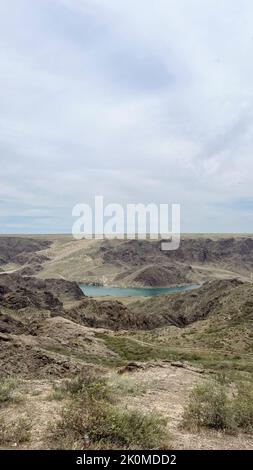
[0,0,253,233]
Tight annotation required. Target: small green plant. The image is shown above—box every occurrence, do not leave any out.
[108,373,146,396]
[63,375,85,395]
[0,378,17,404]
[64,372,113,403]
[48,386,65,401]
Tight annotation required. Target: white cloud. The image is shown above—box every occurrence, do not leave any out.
[0,0,253,232]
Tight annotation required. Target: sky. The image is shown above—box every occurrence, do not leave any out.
[0,0,253,234]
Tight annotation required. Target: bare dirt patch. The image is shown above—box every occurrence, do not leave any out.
[0,380,64,449]
[117,363,253,450]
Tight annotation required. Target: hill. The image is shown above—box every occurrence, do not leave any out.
[0,235,252,450]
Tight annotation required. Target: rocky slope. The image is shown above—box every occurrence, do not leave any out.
[100,237,253,267]
[38,236,253,286]
[0,269,252,379]
[0,235,252,451]
[0,235,252,380]
[0,273,83,310]
[129,278,246,328]
[0,236,51,265]
[115,262,193,287]
[1,235,252,286]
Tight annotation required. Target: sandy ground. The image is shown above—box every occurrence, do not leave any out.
[0,380,63,450]
[1,364,253,450]
[117,363,253,450]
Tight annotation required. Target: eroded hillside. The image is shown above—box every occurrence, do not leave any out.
[1,235,253,286]
[0,235,252,450]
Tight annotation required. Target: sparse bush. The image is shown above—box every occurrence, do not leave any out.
[88,404,167,449]
[53,401,168,450]
[64,372,113,403]
[0,415,31,444]
[183,381,235,433]
[63,375,85,395]
[233,383,253,433]
[50,372,169,449]
[0,378,17,404]
[108,374,146,396]
[183,380,253,434]
[48,386,65,401]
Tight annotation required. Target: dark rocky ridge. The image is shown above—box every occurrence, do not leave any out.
[0,336,85,378]
[0,274,83,310]
[120,263,193,287]
[0,314,28,335]
[12,253,50,265]
[0,272,251,378]
[129,278,245,328]
[0,274,246,331]
[0,273,83,298]
[0,237,51,265]
[64,279,246,331]
[100,237,253,273]
[65,298,144,330]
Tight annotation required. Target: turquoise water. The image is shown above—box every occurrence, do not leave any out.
[79,283,200,298]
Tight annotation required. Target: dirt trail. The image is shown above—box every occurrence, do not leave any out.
[191,263,251,282]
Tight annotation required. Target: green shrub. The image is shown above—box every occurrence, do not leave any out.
[108,374,146,397]
[63,375,86,395]
[182,381,235,433]
[233,383,253,433]
[64,372,113,403]
[50,372,169,449]
[0,378,17,404]
[48,386,65,401]
[85,403,167,449]
[183,380,253,434]
[54,401,168,450]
